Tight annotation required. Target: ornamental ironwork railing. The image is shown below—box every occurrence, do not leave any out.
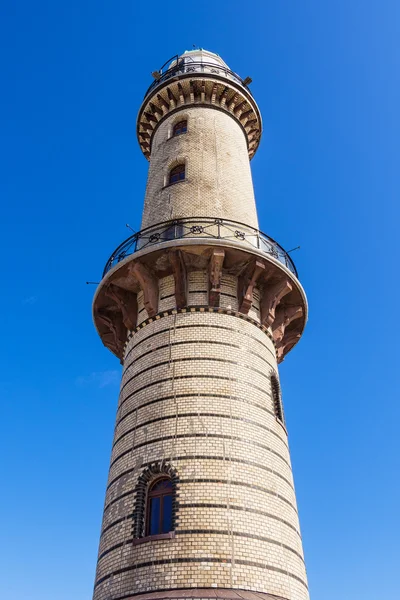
[103,218,298,278]
[145,61,248,97]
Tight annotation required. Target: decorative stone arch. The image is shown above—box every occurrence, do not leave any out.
[132,461,179,538]
[167,113,189,139]
[270,371,285,425]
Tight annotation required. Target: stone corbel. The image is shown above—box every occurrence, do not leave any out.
[139,132,151,141]
[200,80,206,103]
[169,250,187,309]
[167,87,177,109]
[157,93,169,113]
[240,108,253,122]
[260,279,292,326]
[248,130,260,143]
[189,80,195,103]
[130,261,159,317]
[144,111,157,124]
[140,122,153,132]
[276,330,301,362]
[228,94,239,112]
[219,87,229,108]
[238,260,265,315]
[234,99,247,116]
[211,83,218,104]
[245,118,257,130]
[208,249,225,307]
[96,309,126,355]
[272,306,303,344]
[177,82,185,105]
[149,101,163,116]
[101,333,119,355]
[104,284,138,331]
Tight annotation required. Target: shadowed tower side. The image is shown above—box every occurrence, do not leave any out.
[92,49,309,600]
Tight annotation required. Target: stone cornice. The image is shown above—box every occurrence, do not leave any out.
[137,75,262,160]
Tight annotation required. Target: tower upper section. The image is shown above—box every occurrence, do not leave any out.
[93,50,307,367]
[137,48,262,161]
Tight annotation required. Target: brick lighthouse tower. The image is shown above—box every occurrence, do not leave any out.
[92,49,309,600]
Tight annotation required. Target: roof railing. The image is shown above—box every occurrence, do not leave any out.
[144,60,250,98]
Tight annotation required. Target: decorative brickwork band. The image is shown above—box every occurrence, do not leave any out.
[123,305,276,358]
[95,559,308,590]
[132,461,179,538]
[124,321,276,364]
[109,454,294,494]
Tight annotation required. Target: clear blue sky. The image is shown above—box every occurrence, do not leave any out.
[1,2,399,599]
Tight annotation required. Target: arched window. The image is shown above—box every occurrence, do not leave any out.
[271,372,285,425]
[169,164,185,184]
[133,462,178,539]
[173,120,187,136]
[146,477,173,536]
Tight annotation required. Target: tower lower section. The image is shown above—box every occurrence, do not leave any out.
[93,294,308,600]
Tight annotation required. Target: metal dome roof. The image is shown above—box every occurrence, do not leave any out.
[168,48,229,70]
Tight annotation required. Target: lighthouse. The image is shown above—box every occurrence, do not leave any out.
[92,49,309,600]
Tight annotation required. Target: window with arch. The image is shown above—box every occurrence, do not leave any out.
[133,461,178,539]
[146,477,173,536]
[169,163,185,185]
[271,372,285,425]
[172,120,187,136]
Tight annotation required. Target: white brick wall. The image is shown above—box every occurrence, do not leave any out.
[93,311,309,600]
[141,107,259,229]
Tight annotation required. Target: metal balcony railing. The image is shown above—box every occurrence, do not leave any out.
[144,61,248,98]
[103,218,298,278]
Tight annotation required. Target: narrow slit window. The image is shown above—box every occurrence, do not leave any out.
[169,164,185,184]
[146,478,173,536]
[173,120,187,136]
[271,373,285,425]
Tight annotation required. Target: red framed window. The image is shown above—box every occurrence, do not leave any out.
[173,120,187,136]
[146,478,173,536]
[169,164,185,184]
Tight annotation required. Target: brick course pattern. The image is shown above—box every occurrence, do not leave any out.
[93,307,308,600]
